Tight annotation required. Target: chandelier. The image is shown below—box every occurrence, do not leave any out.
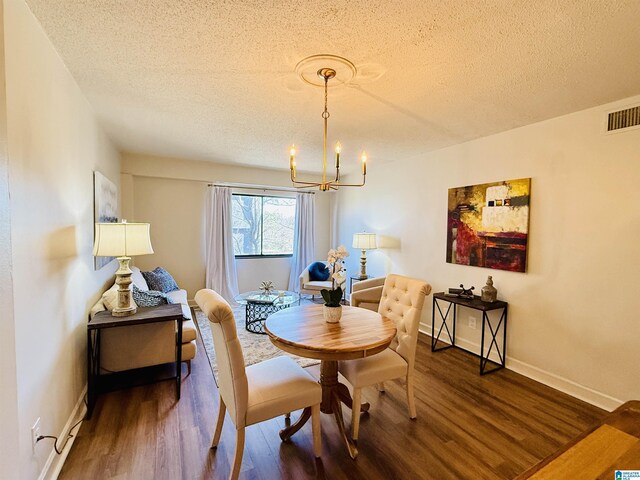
[289,67,367,191]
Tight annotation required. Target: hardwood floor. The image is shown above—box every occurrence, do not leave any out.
[60,334,605,479]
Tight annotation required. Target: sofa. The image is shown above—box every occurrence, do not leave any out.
[89,266,197,374]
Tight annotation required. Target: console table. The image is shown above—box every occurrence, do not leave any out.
[87,304,183,418]
[431,292,508,375]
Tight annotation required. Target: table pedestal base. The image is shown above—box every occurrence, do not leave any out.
[279,360,368,459]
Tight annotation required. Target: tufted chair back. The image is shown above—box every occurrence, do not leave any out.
[378,274,432,370]
[195,289,249,428]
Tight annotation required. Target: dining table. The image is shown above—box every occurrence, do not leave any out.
[264,304,397,459]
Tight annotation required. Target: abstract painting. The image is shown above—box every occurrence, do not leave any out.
[93,171,118,270]
[447,178,530,272]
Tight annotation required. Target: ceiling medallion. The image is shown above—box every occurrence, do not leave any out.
[289,55,366,192]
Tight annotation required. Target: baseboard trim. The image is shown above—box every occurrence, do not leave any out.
[38,385,87,480]
[419,324,622,412]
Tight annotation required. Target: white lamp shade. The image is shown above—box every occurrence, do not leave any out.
[93,222,154,257]
[352,232,377,250]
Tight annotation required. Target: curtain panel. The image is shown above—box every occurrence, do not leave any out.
[205,186,239,303]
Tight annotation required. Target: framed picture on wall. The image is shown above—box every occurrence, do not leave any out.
[446,178,531,273]
[93,171,118,270]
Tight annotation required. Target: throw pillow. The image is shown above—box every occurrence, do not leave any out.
[142,267,179,293]
[132,284,168,307]
[101,283,119,311]
[130,266,150,291]
[308,262,330,281]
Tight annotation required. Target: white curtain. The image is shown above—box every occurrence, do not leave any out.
[205,186,239,304]
[288,193,316,291]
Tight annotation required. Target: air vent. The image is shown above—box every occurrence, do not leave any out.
[607,105,640,132]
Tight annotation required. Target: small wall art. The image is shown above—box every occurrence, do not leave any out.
[93,171,118,270]
[447,178,530,273]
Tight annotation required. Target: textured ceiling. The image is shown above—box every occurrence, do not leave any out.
[25,0,640,172]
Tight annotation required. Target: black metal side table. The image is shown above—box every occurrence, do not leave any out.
[431,293,508,375]
[87,304,183,418]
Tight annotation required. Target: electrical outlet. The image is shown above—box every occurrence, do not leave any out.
[468,316,477,329]
[31,417,41,451]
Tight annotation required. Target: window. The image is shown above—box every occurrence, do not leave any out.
[232,194,296,257]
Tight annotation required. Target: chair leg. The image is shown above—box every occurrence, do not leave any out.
[351,388,362,440]
[230,427,245,480]
[186,360,192,376]
[211,395,226,448]
[377,382,385,393]
[406,374,417,419]
[311,404,322,458]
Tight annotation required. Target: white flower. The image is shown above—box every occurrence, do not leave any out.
[332,271,346,286]
[336,245,348,258]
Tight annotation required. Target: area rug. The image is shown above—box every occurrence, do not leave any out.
[194,301,320,384]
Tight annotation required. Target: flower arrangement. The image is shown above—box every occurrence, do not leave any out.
[320,245,349,307]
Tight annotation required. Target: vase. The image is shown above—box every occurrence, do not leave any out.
[323,304,342,323]
[481,275,497,302]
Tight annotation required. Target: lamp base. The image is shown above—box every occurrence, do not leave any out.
[359,249,368,279]
[112,256,137,317]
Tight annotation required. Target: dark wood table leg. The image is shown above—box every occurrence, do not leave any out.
[279,407,311,441]
[176,317,182,400]
[320,360,359,459]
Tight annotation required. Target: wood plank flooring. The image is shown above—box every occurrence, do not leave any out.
[60,334,606,479]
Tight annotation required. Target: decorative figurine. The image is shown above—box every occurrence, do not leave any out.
[459,284,475,299]
[260,281,275,296]
[481,276,497,302]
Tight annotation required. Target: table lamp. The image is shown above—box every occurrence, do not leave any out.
[352,232,377,279]
[93,221,154,316]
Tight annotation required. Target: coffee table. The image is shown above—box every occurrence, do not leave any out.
[234,290,300,334]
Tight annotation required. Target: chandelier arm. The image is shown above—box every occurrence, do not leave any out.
[328,175,367,188]
[291,179,324,186]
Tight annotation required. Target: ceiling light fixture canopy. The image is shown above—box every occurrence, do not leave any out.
[289,66,367,191]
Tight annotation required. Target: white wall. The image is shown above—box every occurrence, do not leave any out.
[122,153,332,297]
[0,1,20,473]
[4,0,121,477]
[336,95,640,410]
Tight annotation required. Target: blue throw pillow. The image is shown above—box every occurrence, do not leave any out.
[309,262,330,281]
[132,284,168,307]
[142,267,179,293]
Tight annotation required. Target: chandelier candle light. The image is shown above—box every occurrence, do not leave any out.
[289,67,367,191]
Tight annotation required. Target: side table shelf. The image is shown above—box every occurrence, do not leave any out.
[431,293,508,375]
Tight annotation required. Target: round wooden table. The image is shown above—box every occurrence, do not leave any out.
[265,304,396,459]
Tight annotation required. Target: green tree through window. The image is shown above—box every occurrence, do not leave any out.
[231,194,296,256]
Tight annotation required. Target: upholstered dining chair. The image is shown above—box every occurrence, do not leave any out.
[194,289,322,480]
[350,276,386,311]
[339,274,431,440]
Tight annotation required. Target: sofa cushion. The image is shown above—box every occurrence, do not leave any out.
[308,261,330,281]
[304,280,333,291]
[130,266,149,291]
[142,267,179,293]
[182,319,197,343]
[166,289,187,305]
[132,284,168,307]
